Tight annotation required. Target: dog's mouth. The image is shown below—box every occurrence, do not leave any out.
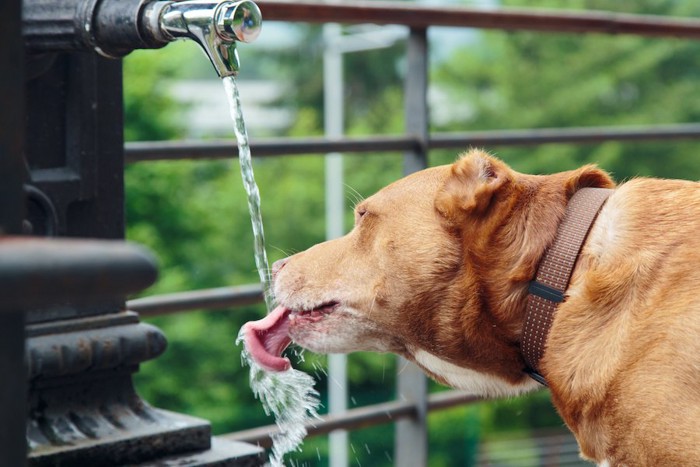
[242,301,339,372]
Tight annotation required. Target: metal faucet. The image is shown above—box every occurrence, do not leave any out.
[24,0,261,76]
[147,0,262,77]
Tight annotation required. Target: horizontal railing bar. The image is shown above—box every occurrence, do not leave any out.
[223,400,414,449]
[124,136,416,163]
[426,389,480,412]
[430,122,700,148]
[127,284,263,316]
[219,389,479,448]
[125,123,700,163]
[258,0,700,39]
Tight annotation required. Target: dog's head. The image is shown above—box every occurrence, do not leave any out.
[244,150,613,396]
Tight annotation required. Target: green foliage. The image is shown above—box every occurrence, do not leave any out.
[124,1,700,464]
[433,0,700,181]
[122,43,196,142]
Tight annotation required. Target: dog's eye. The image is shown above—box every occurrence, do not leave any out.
[355,208,367,223]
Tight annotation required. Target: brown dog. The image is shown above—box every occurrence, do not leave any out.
[244,150,700,466]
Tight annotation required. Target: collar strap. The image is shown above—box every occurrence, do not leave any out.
[522,187,613,386]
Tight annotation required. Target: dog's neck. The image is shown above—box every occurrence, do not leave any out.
[450,174,572,383]
[459,171,613,384]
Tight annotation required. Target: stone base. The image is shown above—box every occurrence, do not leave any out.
[136,438,265,466]
[27,363,265,466]
[28,376,210,466]
[25,311,265,466]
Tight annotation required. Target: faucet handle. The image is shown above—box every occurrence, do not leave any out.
[217,1,262,43]
[156,0,263,77]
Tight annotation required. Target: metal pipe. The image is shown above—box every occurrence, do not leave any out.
[23,0,168,56]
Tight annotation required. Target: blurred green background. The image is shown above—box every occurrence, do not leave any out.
[123,0,700,464]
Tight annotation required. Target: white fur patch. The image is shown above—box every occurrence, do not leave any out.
[585,193,619,258]
[412,349,540,398]
[598,460,611,467]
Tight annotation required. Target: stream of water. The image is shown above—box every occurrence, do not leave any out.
[223,76,321,466]
[222,76,274,311]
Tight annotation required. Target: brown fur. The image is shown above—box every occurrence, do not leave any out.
[272,150,700,465]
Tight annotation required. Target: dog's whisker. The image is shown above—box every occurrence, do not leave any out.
[345,184,364,204]
[367,292,378,319]
[345,184,365,210]
[328,374,343,390]
[268,244,299,257]
[397,358,411,376]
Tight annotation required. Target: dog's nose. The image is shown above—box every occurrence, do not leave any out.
[271,258,288,280]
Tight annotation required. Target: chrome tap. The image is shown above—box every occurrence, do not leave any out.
[147,0,262,77]
[23,0,261,76]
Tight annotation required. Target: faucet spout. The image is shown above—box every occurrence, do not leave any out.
[23,0,261,75]
[156,0,262,77]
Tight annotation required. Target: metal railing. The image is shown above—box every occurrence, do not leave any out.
[126,123,700,163]
[126,1,700,463]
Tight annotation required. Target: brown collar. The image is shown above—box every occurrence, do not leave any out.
[522,187,613,386]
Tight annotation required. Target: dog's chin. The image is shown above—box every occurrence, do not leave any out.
[289,305,396,355]
[288,307,355,353]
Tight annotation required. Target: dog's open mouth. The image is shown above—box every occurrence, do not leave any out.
[242,301,338,372]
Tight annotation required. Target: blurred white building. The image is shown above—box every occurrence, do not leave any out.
[168,79,293,138]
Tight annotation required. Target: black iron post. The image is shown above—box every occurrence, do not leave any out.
[17,0,265,465]
[0,0,28,465]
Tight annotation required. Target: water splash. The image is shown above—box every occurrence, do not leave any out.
[223,75,321,465]
[236,330,321,466]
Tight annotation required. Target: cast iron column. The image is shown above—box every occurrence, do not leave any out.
[20,1,264,465]
[0,0,28,465]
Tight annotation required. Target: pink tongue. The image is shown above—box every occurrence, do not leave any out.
[242,305,293,372]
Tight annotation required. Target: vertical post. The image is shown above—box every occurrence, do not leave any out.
[402,27,429,175]
[324,23,349,467]
[0,0,27,465]
[0,0,25,232]
[0,312,26,467]
[395,27,429,467]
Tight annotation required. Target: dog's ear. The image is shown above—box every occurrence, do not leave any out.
[564,164,616,196]
[435,150,511,225]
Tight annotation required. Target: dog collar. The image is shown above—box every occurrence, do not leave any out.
[522,187,613,386]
